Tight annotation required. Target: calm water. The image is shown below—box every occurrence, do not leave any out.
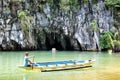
[0,51,120,80]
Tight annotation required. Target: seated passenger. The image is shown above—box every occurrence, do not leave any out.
[24,52,34,68]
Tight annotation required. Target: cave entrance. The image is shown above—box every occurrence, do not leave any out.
[45,33,63,50]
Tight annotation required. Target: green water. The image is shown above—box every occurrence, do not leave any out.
[0,51,120,80]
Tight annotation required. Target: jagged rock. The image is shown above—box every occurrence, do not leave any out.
[0,0,115,51]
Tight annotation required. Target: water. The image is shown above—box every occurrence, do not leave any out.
[0,51,120,80]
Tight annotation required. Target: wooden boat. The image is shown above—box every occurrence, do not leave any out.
[18,59,95,72]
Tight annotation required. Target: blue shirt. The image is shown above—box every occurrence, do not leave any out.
[24,56,29,66]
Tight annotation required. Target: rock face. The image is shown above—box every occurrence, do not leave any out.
[0,0,114,51]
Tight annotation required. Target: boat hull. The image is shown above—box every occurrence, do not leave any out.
[18,60,95,72]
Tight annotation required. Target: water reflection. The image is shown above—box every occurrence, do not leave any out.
[0,51,120,80]
[23,74,27,80]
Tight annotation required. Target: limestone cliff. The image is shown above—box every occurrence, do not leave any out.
[0,0,114,51]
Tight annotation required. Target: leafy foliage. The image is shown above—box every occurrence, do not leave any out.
[113,40,120,52]
[113,40,120,48]
[89,20,99,31]
[18,10,33,37]
[60,0,70,11]
[99,32,114,50]
[60,0,79,11]
[105,0,120,9]
[84,0,88,3]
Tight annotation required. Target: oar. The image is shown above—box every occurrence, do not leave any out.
[31,56,35,70]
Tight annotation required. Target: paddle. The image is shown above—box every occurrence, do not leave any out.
[31,55,35,69]
[28,55,35,69]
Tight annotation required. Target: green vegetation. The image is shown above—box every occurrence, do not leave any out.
[89,20,99,31]
[1,0,120,51]
[84,0,88,3]
[60,0,70,11]
[113,40,120,48]
[99,30,120,52]
[60,0,79,11]
[112,30,120,52]
[105,0,120,9]
[18,10,33,38]
[104,0,120,52]
[99,32,114,50]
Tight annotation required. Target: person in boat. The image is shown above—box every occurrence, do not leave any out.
[24,52,34,68]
